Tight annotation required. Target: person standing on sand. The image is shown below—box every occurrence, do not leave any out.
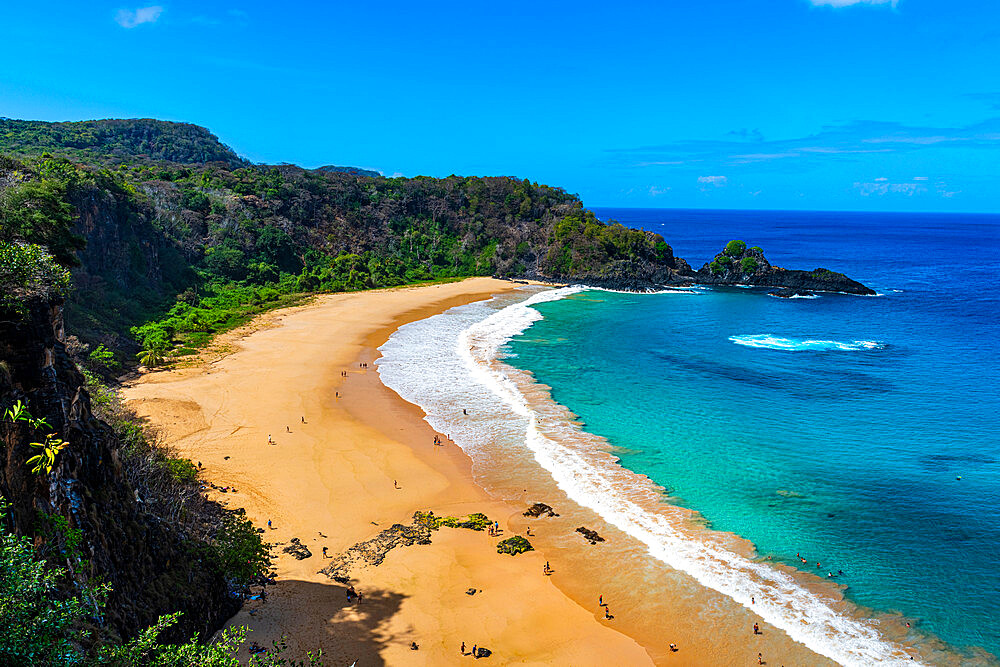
[472,644,477,658]
[758,652,763,664]
[598,595,603,606]
[753,623,760,635]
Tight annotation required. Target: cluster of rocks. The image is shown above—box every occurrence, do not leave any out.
[523,502,559,518]
[576,526,605,545]
[321,519,432,583]
[282,537,312,560]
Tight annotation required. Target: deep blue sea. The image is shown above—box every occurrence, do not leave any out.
[504,208,1000,658]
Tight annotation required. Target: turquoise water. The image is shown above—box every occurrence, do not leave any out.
[505,209,1000,658]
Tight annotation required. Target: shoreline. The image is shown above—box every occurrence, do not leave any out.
[120,277,893,665]
[122,279,651,665]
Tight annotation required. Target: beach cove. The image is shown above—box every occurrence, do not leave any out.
[122,278,837,666]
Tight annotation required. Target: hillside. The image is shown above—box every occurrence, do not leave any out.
[0,118,691,367]
[0,118,248,167]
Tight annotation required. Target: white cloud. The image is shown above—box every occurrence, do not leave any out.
[913,176,928,181]
[854,180,923,196]
[809,0,897,7]
[115,6,164,28]
[648,186,671,197]
[697,175,728,187]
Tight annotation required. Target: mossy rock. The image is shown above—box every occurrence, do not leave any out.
[497,536,533,556]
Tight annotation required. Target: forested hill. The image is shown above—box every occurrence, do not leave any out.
[0,118,248,167]
[0,118,690,369]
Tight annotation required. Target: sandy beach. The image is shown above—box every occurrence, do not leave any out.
[123,277,833,666]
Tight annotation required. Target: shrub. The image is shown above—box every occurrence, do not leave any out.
[724,240,747,256]
[212,509,271,589]
[740,257,759,273]
[0,242,72,315]
[496,536,533,556]
[163,458,198,484]
[88,344,120,372]
[0,501,90,666]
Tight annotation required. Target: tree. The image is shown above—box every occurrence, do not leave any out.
[137,346,166,368]
[724,240,747,257]
[0,179,84,267]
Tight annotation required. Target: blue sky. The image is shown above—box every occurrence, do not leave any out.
[2,1,998,212]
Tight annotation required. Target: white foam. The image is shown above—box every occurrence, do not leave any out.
[730,334,884,351]
[769,293,821,300]
[378,288,918,666]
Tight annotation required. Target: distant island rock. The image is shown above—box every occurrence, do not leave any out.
[313,164,381,177]
[693,240,875,295]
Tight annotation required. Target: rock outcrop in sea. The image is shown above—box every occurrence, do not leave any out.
[693,240,875,295]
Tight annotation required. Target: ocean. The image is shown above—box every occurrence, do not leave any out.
[377,208,1000,665]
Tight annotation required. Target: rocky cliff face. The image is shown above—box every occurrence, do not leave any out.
[694,243,875,295]
[0,299,237,643]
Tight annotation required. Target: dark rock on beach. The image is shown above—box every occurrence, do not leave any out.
[523,502,559,518]
[282,537,313,560]
[694,241,875,295]
[576,526,605,544]
[321,517,432,581]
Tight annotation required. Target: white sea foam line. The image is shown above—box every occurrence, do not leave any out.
[451,289,918,667]
[730,334,883,352]
[377,287,918,665]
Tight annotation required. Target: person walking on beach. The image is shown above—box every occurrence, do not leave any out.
[267,434,272,444]
[461,642,465,655]
[598,594,603,606]
[753,623,760,635]
[267,519,272,529]
[472,644,477,658]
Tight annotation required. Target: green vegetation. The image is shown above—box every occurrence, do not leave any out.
[544,206,672,277]
[708,254,732,274]
[211,509,271,590]
[414,510,492,531]
[740,256,759,273]
[3,400,68,475]
[749,246,763,253]
[496,536,534,556]
[0,500,96,666]
[0,118,246,167]
[724,239,747,257]
[0,120,682,361]
[0,241,72,315]
[0,176,84,266]
[0,505,317,665]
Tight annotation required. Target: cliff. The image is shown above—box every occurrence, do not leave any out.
[694,241,875,295]
[0,297,238,643]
